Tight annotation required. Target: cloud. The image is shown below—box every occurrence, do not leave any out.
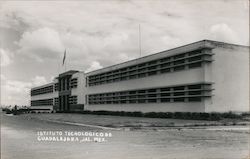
[1,79,32,106]
[31,76,47,87]
[85,61,103,73]
[209,23,240,44]
[1,75,47,106]
[0,0,248,106]
[17,27,64,62]
[0,48,12,66]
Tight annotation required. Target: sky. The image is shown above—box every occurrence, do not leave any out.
[0,0,249,106]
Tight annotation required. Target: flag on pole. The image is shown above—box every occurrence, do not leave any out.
[62,49,66,66]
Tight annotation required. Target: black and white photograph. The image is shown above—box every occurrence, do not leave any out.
[1,0,249,159]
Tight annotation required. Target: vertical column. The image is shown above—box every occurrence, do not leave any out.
[59,79,62,91]
[62,78,64,91]
[67,95,70,111]
[64,78,66,91]
[64,95,67,111]
[62,95,65,111]
[184,53,189,70]
[156,88,160,103]
[170,87,174,102]
[59,96,62,111]
[184,86,188,102]
[170,57,174,72]
[66,78,69,90]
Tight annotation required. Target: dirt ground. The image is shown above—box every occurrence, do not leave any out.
[21,113,250,129]
[2,112,250,159]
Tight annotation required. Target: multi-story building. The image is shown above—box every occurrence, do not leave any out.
[30,81,58,112]
[30,40,249,113]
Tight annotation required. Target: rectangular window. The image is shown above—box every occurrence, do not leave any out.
[174,65,185,71]
[160,98,170,102]
[148,99,157,103]
[138,99,146,103]
[31,85,54,96]
[87,83,211,105]
[188,97,201,102]
[138,90,145,93]
[160,63,170,68]
[173,97,185,102]
[138,63,146,68]
[148,94,156,97]
[188,50,201,56]
[174,54,185,59]
[87,49,213,87]
[174,92,185,96]
[174,59,185,65]
[129,100,136,103]
[160,88,170,92]
[160,57,170,63]
[188,85,202,90]
[148,71,157,76]
[69,96,77,104]
[161,93,170,97]
[148,60,158,65]
[31,98,53,106]
[173,86,185,91]
[188,91,202,95]
[148,89,156,93]
[188,56,202,62]
[70,78,78,88]
[138,73,146,78]
[188,62,202,68]
[160,68,170,73]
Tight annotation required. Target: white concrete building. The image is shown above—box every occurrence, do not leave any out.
[30,40,249,113]
[30,81,58,112]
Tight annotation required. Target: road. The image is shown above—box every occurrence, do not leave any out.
[1,112,249,159]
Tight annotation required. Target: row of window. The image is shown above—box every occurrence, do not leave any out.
[70,78,78,88]
[87,83,212,104]
[56,78,78,91]
[54,98,59,106]
[31,85,54,96]
[54,83,59,91]
[87,49,213,86]
[69,95,78,104]
[58,78,70,91]
[31,98,54,106]
[32,96,78,106]
[32,78,78,96]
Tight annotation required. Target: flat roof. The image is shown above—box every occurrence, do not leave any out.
[59,70,79,77]
[85,39,249,76]
[31,82,55,90]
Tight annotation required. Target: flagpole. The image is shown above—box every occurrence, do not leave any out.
[65,57,67,72]
[62,49,67,72]
[139,24,142,58]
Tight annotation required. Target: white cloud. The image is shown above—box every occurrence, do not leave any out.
[0,48,12,66]
[17,27,64,62]
[31,76,47,87]
[1,79,32,106]
[0,0,248,106]
[1,75,47,106]
[85,61,103,73]
[209,23,240,44]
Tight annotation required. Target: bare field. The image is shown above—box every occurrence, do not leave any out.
[20,113,250,129]
[1,112,250,159]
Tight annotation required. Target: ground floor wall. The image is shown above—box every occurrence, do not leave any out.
[29,106,53,113]
[85,102,205,113]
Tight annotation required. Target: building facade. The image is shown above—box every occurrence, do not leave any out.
[30,40,249,113]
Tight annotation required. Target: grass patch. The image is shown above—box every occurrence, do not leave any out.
[56,110,246,121]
